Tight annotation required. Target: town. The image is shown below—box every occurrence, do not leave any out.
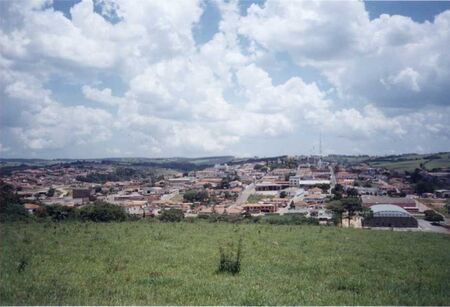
[2,153,449,233]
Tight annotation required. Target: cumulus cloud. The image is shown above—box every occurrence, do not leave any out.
[0,0,449,157]
[239,1,450,109]
[82,85,124,106]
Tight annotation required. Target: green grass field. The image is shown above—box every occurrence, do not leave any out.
[365,152,450,172]
[1,222,449,305]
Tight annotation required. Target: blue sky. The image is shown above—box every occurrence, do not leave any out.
[0,0,449,158]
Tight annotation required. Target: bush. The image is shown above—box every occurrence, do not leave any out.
[424,210,444,222]
[445,200,450,214]
[0,182,28,222]
[217,238,242,275]
[261,214,318,225]
[79,202,127,222]
[183,190,209,203]
[0,202,29,222]
[158,208,184,222]
[35,205,80,221]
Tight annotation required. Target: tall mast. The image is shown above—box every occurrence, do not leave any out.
[319,131,322,157]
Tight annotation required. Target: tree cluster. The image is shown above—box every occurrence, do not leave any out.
[76,167,139,183]
[183,189,209,203]
[326,197,362,226]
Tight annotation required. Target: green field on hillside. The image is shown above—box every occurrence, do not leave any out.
[365,152,450,172]
[1,222,449,305]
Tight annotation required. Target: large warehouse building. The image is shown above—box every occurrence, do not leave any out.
[361,195,418,212]
[362,204,418,228]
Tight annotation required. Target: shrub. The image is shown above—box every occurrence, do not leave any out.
[183,190,209,203]
[0,202,29,222]
[158,208,184,222]
[0,182,28,222]
[35,205,79,221]
[217,238,242,275]
[79,202,127,222]
[424,210,444,222]
[261,214,318,225]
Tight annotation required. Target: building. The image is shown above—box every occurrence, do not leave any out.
[72,188,91,199]
[289,176,301,187]
[362,204,418,228]
[23,203,40,214]
[142,186,163,195]
[255,182,283,191]
[435,189,450,198]
[361,195,418,212]
[242,203,277,213]
[303,193,327,204]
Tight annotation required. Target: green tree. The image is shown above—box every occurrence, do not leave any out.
[0,182,28,222]
[415,182,435,195]
[159,208,184,222]
[35,204,79,221]
[331,184,344,200]
[46,187,55,197]
[183,189,209,203]
[342,197,362,227]
[326,200,344,225]
[79,201,127,222]
[253,164,264,170]
[445,199,450,214]
[346,188,359,197]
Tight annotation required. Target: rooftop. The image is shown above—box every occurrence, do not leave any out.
[370,204,412,218]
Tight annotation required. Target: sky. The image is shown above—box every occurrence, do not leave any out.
[0,0,449,159]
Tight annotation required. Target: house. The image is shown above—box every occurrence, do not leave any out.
[200,205,244,216]
[72,188,91,199]
[123,204,145,216]
[336,172,358,180]
[23,203,40,214]
[308,187,323,194]
[255,182,283,191]
[435,189,450,198]
[167,177,195,185]
[289,176,301,187]
[290,199,307,209]
[242,203,277,213]
[303,193,327,204]
[122,200,148,215]
[113,192,145,202]
[142,186,163,195]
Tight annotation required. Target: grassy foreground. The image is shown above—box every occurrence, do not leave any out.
[1,222,449,305]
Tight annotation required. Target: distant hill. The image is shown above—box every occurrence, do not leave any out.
[1,152,449,173]
[327,152,450,172]
[0,156,236,174]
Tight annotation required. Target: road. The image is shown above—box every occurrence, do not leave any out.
[416,199,450,227]
[235,183,255,205]
[417,219,450,234]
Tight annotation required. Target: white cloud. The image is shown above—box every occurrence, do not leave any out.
[0,0,449,157]
[82,85,124,106]
[239,1,450,108]
[382,67,421,92]
[0,143,10,153]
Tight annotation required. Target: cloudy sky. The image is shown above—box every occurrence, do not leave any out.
[1,0,449,159]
